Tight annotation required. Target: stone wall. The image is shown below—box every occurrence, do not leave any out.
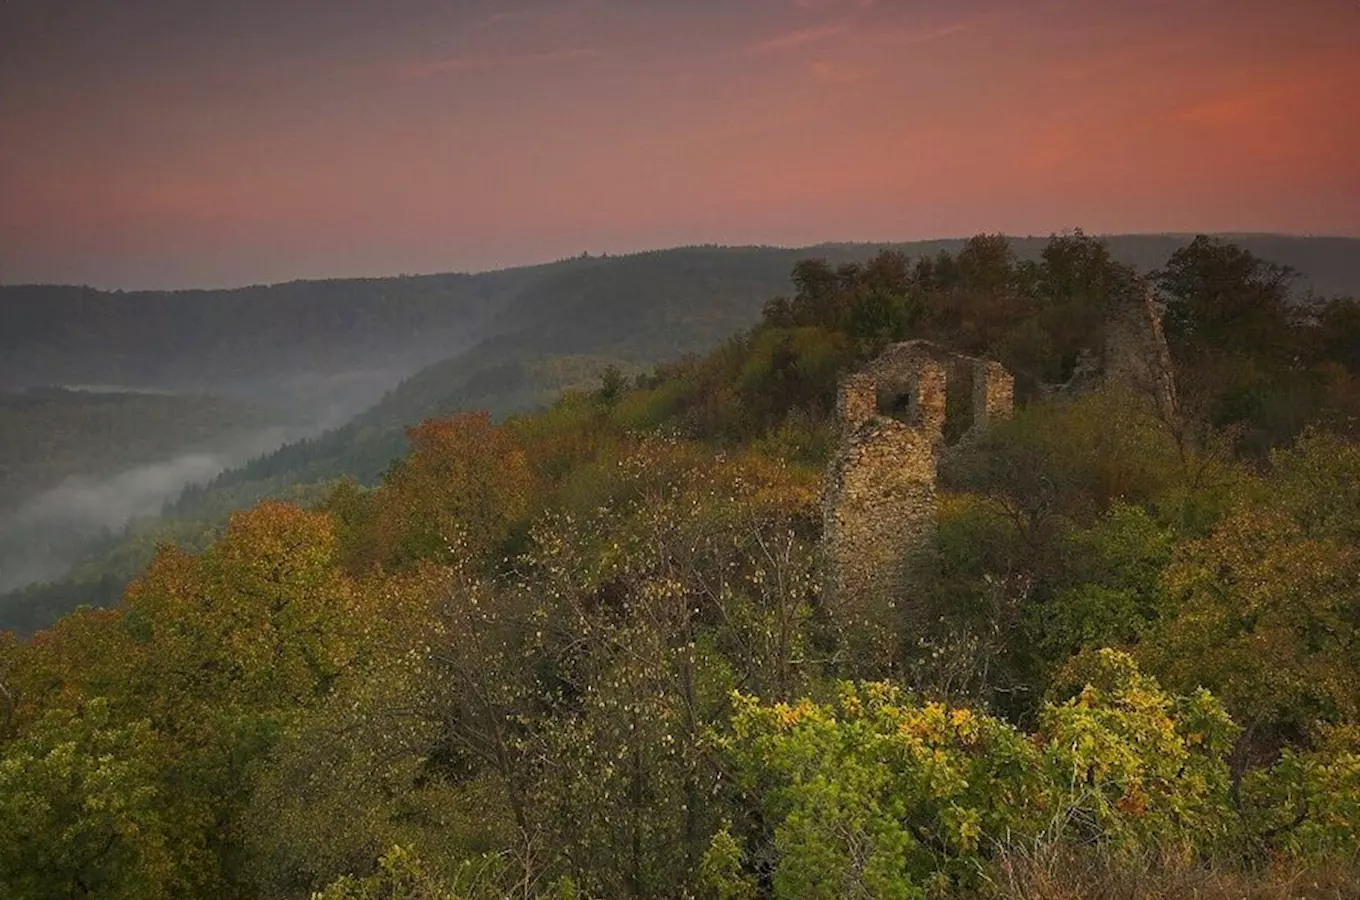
[1105,278,1179,420]
[910,361,948,444]
[862,340,954,440]
[820,419,937,626]
[822,282,1177,631]
[821,341,1014,626]
[836,372,877,435]
[971,359,1014,432]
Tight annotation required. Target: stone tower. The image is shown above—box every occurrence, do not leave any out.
[821,341,1013,622]
[1105,277,1178,421]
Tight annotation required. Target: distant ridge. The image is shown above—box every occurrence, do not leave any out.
[4,232,1359,633]
[5,233,1358,393]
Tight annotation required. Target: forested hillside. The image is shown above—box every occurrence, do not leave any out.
[0,388,292,601]
[3,232,1358,900]
[5,234,1360,634]
[0,270,541,391]
[8,235,1357,395]
[123,233,1360,464]
[0,388,277,508]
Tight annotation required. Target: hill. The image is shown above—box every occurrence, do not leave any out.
[0,263,573,395]
[3,234,1358,633]
[162,234,1360,508]
[0,387,279,507]
[4,230,1359,900]
[0,387,292,599]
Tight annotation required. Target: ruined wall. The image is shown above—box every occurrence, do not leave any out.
[821,420,937,626]
[821,341,1013,625]
[971,359,1014,432]
[1105,279,1178,420]
[863,340,950,440]
[909,362,948,443]
[837,372,877,435]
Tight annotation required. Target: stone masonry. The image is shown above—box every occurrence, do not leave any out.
[821,340,1013,623]
[972,359,1015,432]
[1105,277,1179,421]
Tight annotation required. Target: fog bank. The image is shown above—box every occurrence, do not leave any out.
[0,424,324,594]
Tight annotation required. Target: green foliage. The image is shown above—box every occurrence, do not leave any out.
[1143,430,1360,744]
[1157,236,1297,360]
[1242,747,1360,861]
[943,388,1185,532]
[1039,503,1176,658]
[6,235,1360,899]
[737,327,853,431]
[0,700,180,900]
[1040,650,1240,857]
[718,653,1239,898]
[1155,236,1360,454]
[698,826,757,900]
[309,846,460,900]
[722,682,1040,899]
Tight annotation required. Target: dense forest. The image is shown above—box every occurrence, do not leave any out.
[0,388,291,601]
[0,273,514,391]
[0,388,279,508]
[6,235,1360,635]
[3,232,1360,899]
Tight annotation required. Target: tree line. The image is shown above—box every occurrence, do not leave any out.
[2,232,1358,899]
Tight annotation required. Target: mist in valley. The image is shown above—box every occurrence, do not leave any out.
[0,359,448,597]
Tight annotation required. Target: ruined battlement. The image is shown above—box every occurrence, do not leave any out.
[1104,277,1179,421]
[822,341,1014,621]
[834,340,1014,441]
[822,281,1179,631]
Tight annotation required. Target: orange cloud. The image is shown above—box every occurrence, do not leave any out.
[397,48,599,79]
[874,21,973,46]
[1176,76,1337,127]
[746,23,853,54]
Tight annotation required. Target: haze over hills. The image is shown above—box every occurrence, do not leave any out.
[0,264,576,397]
[2,232,1359,634]
[8,0,1360,892]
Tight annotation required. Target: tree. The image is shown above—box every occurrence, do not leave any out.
[1157,235,1297,359]
[363,413,535,571]
[717,652,1237,899]
[0,701,182,900]
[508,439,821,897]
[1142,431,1360,753]
[598,364,627,405]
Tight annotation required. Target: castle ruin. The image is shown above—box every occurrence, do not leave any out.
[820,341,1014,622]
[1104,277,1179,422]
[821,274,1179,630]
[820,278,1179,626]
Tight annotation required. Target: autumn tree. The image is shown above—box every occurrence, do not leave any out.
[361,413,535,572]
[1142,430,1360,753]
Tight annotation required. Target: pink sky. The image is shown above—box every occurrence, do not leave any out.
[1,0,1357,288]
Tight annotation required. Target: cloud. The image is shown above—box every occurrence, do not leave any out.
[794,0,875,9]
[875,21,972,45]
[746,23,853,54]
[1176,73,1346,128]
[807,59,866,85]
[748,11,981,59]
[475,11,524,29]
[397,48,599,79]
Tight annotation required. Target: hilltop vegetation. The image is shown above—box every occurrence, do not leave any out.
[0,388,291,604]
[0,388,279,507]
[0,271,524,391]
[0,247,841,629]
[3,231,1359,899]
[8,233,1359,635]
[7,234,1357,403]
